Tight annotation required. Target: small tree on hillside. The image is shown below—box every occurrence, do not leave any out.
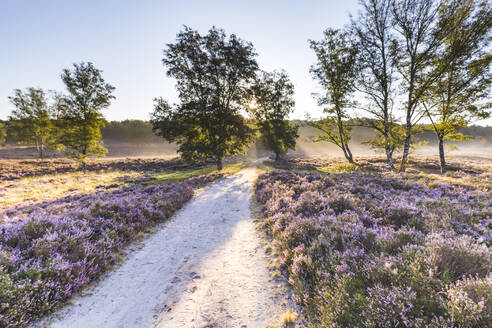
[423,0,492,174]
[8,87,58,158]
[249,70,299,160]
[151,27,258,170]
[57,62,115,169]
[309,29,358,164]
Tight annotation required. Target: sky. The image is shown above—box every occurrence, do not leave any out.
[1,0,491,126]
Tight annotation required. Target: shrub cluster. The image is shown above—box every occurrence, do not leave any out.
[255,171,491,327]
[0,174,220,327]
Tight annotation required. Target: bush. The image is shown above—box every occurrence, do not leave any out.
[255,171,491,327]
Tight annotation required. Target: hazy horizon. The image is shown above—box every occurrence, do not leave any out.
[1,0,491,126]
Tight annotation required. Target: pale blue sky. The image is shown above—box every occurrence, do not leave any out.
[1,1,490,125]
[0,0,358,121]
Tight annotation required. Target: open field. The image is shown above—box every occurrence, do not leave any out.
[0,153,490,327]
[255,154,492,327]
[0,142,177,160]
[0,157,250,327]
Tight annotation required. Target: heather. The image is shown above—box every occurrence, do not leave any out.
[0,171,141,213]
[0,160,248,214]
[255,169,492,327]
[264,155,492,192]
[0,157,226,182]
[0,173,221,327]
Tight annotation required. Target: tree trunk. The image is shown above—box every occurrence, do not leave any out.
[438,136,446,174]
[386,148,394,169]
[399,128,412,172]
[39,143,44,159]
[337,112,354,164]
[216,158,223,171]
[344,141,354,164]
[383,117,394,169]
[275,152,280,161]
[81,149,87,173]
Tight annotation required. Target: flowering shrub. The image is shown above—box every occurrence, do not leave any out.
[0,174,220,327]
[444,275,492,327]
[255,171,492,327]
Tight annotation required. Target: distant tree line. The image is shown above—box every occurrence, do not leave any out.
[3,116,491,148]
[101,120,163,143]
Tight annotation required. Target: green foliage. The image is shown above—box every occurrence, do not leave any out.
[149,161,248,185]
[101,120,161,143]
[151,27,257,170]
[0,122,6,147]
[7,88,61,157]
[309,29,358,163]
[318,162,361,173]
[392,0,448,171]
[362,120,406,154]
[249,70,299,159]
[310,117,353,149]
[57,62,115,166]
[257,120,299,159]
[423,0,492,173]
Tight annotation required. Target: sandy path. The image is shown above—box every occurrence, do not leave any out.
[45,166,288,328]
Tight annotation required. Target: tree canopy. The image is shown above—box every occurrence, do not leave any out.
[249,70,298,160]
[351,0,400,168]
[309,29,358,164]
[423,0,492,173]
[57,62,115,166]
[151,26,258,170]
[8,87,58,158]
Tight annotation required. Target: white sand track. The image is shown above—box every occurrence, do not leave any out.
[43,165,290,328]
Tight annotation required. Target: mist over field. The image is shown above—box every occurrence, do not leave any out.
[2,120,491,159]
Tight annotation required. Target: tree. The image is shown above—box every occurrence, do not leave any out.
[57,62,115,168]
[422,0,492,173]
[309,29,358,164]
[8,87,58,158]
[249,70,299,160]
[351,0,399,169]
[151,26,258,170]
[0,122,6,147]
[360,118,407,156]
[392,0,453,172]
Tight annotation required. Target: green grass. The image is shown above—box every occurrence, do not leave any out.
[257,160,277,173]
[149,160,250,184]
[0,171,139,210]
[317,162,363,173]
[258,159,319,174]
[281,309,299,326]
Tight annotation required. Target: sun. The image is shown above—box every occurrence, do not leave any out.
[248,98,258,110]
